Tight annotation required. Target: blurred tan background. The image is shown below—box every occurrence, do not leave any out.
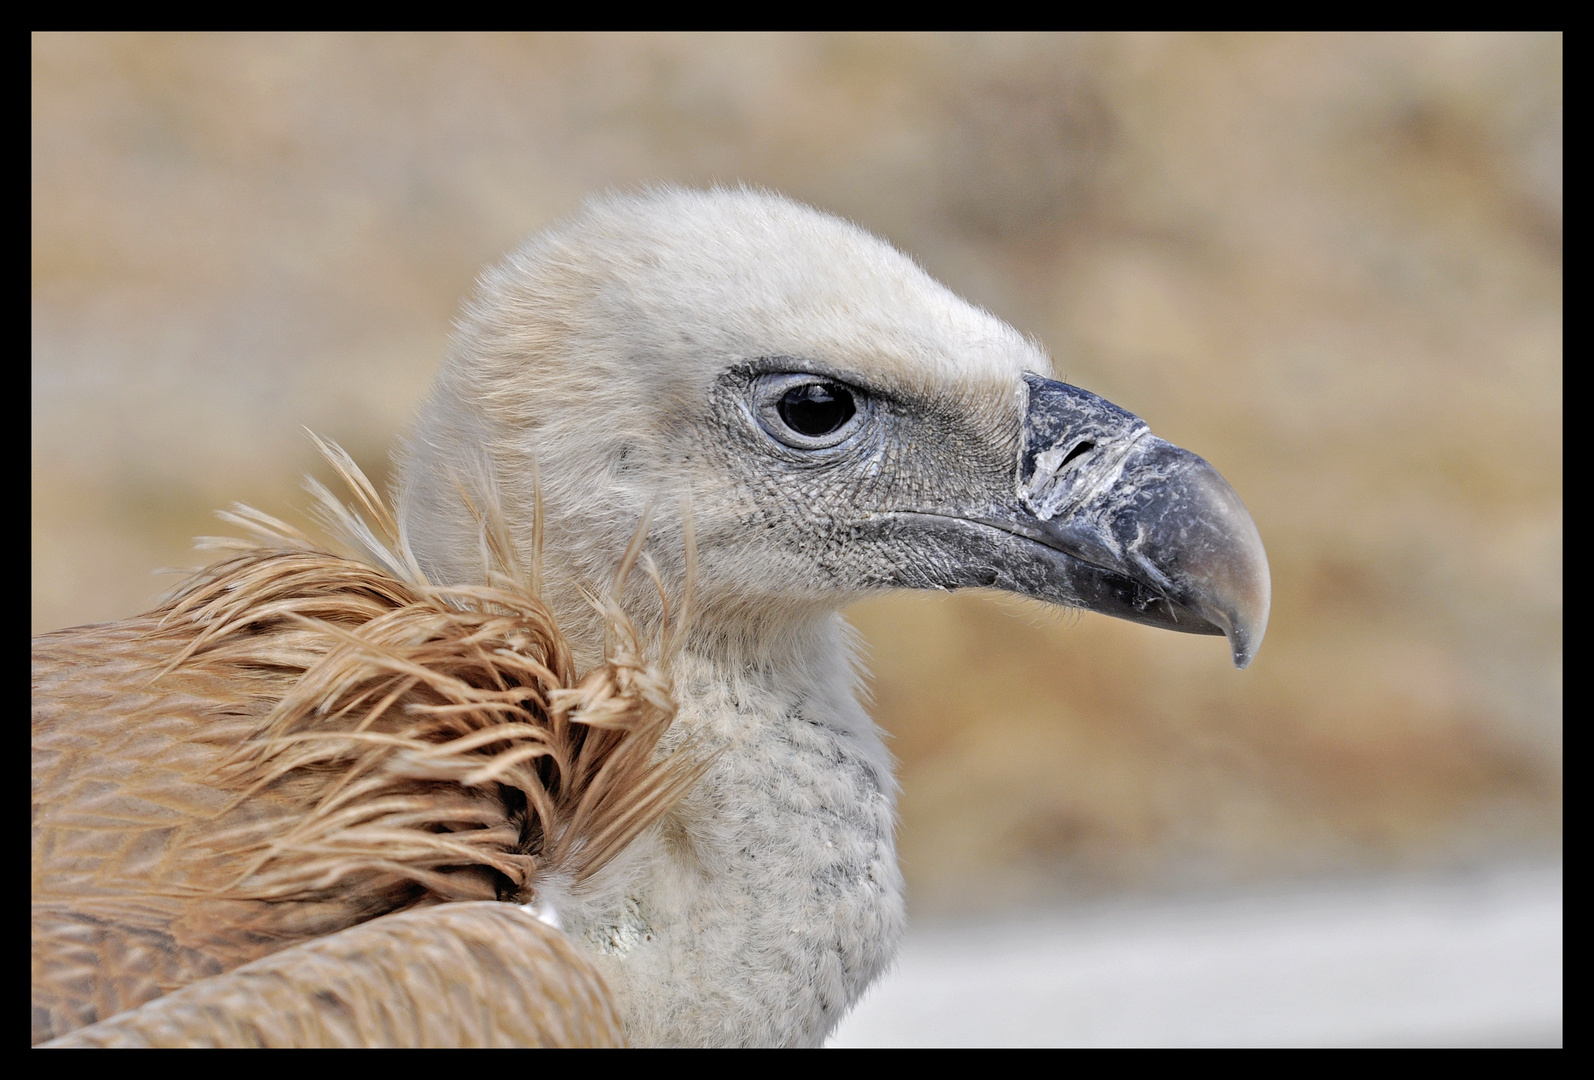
[33,33,1561,915]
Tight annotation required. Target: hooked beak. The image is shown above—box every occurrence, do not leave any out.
[1006,374,1269,667]
[867,374,1268,667]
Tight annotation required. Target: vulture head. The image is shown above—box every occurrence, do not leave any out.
[384,188,1268,1046]
[401,188,1268,669]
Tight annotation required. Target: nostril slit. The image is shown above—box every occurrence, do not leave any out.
[1060,441,1095,468]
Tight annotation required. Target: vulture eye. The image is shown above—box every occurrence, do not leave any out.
[778,383,855,437]
[753,372,869,450]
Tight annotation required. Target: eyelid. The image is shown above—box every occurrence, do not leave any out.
[751,373,870,450]
[742,357,898,399]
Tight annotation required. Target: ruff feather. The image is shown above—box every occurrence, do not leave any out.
[31,439,702,1045]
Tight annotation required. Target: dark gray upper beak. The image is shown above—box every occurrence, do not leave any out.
[1005,374,1271,668]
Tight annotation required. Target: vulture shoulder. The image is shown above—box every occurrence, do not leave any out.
[32,458,697,1046]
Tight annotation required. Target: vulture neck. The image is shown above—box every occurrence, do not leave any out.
[542,598,906,1047]
[395,443,906,1044]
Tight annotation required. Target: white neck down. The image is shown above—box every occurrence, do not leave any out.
[537,619,904,1047]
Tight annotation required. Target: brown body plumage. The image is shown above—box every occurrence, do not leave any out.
[44,904,625,1048]
[32,446,698,1046]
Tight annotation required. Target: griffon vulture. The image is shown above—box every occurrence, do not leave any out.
[32,188,1268,1047]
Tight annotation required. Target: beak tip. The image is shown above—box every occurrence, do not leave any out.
[1229,627,1259,669]
[1226,567,1270,670]
[1188,465,1271,670]
[1224,547,1270,670]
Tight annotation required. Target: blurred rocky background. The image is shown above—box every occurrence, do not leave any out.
[33,33,1561,915]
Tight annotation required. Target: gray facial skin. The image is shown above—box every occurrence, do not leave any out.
[715,367,1270,670]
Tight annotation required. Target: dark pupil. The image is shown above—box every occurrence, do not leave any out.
[778,382,855,438]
